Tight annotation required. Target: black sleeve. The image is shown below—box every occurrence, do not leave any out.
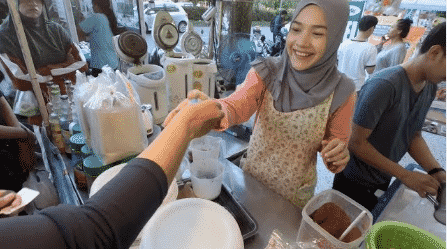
[0,158,169,249]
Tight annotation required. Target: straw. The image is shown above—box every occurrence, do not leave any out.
[339,210,367,241]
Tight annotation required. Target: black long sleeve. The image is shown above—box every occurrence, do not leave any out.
[0,158,168,249]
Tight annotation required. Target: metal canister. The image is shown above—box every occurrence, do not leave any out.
[69,133,85,170]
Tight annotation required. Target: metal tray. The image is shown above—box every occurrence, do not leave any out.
[177,178,258,240]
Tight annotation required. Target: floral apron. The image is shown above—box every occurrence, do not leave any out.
[242,91,333,208]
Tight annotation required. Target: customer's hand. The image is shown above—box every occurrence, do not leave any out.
[176,99,225,140]
[163,90,211,127]
[401,171,441,198]
[321,139,350,174]
[0,190,22,216]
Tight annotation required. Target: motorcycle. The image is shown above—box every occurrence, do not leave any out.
[252,27,288,58]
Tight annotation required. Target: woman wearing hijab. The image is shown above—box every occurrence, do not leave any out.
[165,0,356,208]
[0,0,78,70]
[374,18,413,73]
[0,0,86,98]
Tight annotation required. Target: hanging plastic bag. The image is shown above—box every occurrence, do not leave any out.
[84,81,147,165]
[13,90,40,117]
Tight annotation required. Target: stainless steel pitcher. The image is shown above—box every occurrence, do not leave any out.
[426,183,446,225]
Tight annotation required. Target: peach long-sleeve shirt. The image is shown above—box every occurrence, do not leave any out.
[215,68,356,145]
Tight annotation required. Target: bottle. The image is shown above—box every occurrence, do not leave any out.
[49,112,65,154]
[50,85,62,116]
[46,81,54,102]
[64,79,73,96]
[60,95,72,158]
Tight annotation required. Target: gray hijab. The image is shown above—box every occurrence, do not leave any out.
[251,0,355,114]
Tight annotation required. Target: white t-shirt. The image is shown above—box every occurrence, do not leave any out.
[337,39,377,91]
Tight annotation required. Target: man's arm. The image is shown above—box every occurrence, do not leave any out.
[349,124,440,197]
[408,131,446,183]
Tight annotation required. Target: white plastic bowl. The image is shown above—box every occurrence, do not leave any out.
[140,198,244,249]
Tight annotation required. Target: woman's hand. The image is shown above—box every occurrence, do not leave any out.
[163,90,211,127]
[0,190,22,216]
[321,138,350,174]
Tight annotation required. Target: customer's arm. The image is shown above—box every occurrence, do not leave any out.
[0,100,224,249]
[0,95,28,140]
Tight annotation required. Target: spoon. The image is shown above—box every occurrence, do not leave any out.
[339,210,367,241]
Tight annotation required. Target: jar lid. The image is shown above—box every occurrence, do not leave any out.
[69,133,85,151]
[81,145,93,156]
[83,155,112,177]
[118,31,148,61]
[72,123,82,134]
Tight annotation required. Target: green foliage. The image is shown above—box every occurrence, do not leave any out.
[183,6,207,21]
[184,0,297,22]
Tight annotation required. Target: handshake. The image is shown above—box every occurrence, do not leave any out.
[163,90,225,140]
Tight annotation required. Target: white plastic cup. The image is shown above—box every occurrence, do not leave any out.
[190,159,224,200]
[190,136,223,162]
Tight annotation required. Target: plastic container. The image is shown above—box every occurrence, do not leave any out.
[83,155,113,178]
[189,135,224,162]
[190,159,224,200]
[69,133,85,170]
[296,189,373,249]
[81,145,93,159]
[365,221,446,249]
[127,64,169,125]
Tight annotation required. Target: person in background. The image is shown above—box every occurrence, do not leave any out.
[0,99,225,248]
[374,18,413,73]
[333,22,446,211]
[77,0,119,77]
[0,89,35,192]
[165,0,356,209]
[337,15,378,92]
[0,0,80,72]
[271,9,288,45]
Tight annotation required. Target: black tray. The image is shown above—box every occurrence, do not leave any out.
[177,178,258,240]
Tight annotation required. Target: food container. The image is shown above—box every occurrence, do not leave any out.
[83,155,113,191]
[69,133,85,170]
[81,145,93,159]
[365,221,446,249]
[296,189,373,249]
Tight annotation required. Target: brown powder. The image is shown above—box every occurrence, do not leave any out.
[310,202,362,243]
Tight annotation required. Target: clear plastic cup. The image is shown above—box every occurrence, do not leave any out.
[190,136,224,162]
[190,159,224,200]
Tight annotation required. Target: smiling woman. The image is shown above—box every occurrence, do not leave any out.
[286,4,327,71]
[162,0,356,209]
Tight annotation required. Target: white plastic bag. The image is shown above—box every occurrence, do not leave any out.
[84,82,147,165]
[73,70,99,146]
[13,90,40,117]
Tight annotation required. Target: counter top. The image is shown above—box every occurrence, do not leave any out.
[220,158,302,248]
